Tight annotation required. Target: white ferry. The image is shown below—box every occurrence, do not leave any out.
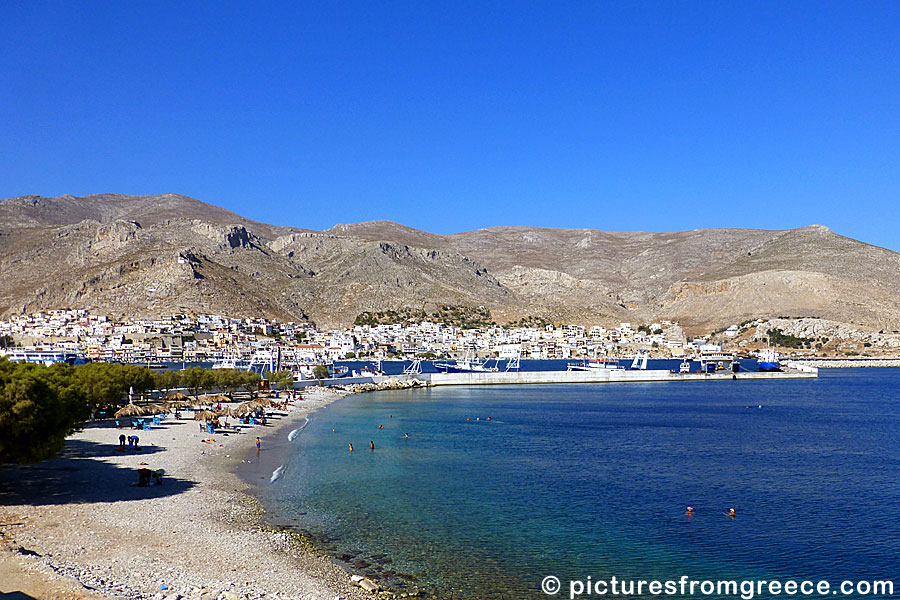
[1,347,89,366]
[212,356,251,370]
[434,350,499,373]
[567,357,623,372]
[698,344,738,372]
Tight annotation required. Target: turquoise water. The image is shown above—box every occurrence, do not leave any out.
[263,369,900,599]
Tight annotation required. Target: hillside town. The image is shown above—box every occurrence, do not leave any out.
[2,309,899,365]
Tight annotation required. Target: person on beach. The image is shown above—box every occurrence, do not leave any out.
[136,468,151,487]
[256,437,261,450]
[119,434,126,450]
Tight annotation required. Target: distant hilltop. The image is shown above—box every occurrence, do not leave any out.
[2,193,900,333]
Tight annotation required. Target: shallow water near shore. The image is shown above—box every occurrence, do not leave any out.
[260,369,900,599]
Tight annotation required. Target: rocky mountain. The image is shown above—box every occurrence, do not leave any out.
[1,193,899,332]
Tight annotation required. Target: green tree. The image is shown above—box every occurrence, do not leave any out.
[313,365,330,380]
[120,364,155,396]
[0,335,14,348]
[0,358,91,463]
[213,369,244,398]
[239,371,262,398]
[269,370,295,390]
[72,362,128,408]
[181,366,215,399]
[154,369,182,395]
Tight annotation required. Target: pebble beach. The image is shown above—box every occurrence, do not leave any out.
[0,387,377,600]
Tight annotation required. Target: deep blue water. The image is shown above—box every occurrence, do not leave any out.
[263,368,900,599]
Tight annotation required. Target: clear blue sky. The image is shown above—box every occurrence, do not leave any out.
[2,2,899,250]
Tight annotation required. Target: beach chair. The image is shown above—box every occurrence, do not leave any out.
[153,416,161,425]
[143,422,152,430]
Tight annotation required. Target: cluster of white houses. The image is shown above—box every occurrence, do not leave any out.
[1,309,738,364]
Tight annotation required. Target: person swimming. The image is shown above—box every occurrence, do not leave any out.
[686,506,694,514]
[405,432,409,438]
[370,440,375,450]
[728,508,736,518]
[349,443,353,452]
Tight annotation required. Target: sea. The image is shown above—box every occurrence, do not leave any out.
[254,364,900,599]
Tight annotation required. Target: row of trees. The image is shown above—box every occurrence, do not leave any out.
[0,359,297,464]
[1,358,93,463]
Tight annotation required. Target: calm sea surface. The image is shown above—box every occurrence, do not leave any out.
[261,367,900,599]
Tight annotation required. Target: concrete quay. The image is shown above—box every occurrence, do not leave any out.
[414,367,818,387]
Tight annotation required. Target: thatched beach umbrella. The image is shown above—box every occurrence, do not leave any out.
[115,404,147,418]
[164,392,190,401]
[145,403,170,415]
[203,393,230,404]
[193,410,219,421]
[221,406,249,418]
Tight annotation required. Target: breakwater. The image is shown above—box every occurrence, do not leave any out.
[788,358,900,368]
[297,366,819,392]
[397,367,817,387]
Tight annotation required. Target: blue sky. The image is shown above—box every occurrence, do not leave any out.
[2,2,899,250]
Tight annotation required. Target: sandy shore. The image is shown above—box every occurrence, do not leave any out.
[0,388,375,600]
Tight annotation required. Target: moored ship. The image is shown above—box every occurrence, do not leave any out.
[757,348,781,371]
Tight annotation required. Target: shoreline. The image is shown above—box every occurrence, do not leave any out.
[0,387,376,600]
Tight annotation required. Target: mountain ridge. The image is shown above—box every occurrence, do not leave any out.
[1,193,898,332]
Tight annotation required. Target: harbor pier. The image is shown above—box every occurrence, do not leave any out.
[415,367,817,386]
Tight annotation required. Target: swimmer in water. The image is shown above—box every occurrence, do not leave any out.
[378,424,384,429]
[686,506,694,515]
[370,440,375,450]
[405,432,409,438]
[349,443,353,452]
[728,508,736,518]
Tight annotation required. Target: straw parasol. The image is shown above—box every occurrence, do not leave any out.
[164,392,190,401]
[202,393,230,404]
[115,404,147,418]
[236,401,257,414]
[193,410,219,421]
[145,403,170,415]
[167,400,193,409]
[221,406,249,418]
